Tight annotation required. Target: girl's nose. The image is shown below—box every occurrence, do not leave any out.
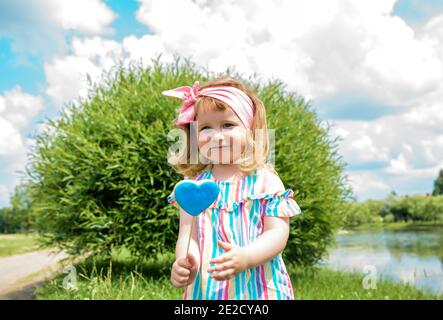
[213,130,225,140]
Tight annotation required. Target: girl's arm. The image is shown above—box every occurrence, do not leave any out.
[175,207,200,266]
[244,169,290,268]
[243,216,289,269]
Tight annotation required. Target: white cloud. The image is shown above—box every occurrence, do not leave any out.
[331,113,443,171]
[0,86,44,129]
[0,87,42,207]
[422,13,443,41]
[346,171,391,201]
[44,36,123,105]
[41,0,443,120]
[352,135,384,162]
[122,34,171,67]
[0,135,37,207]
[7,137,35,182]
[48,0,443,107]
[44,35,174,105]
[0,117,23,156]
[47,0,116,35]
[403,93,443,129]
[0,86,43,156]
[45,54,104,106]
[329,120,390,163]
[329,110,443,199]
[133,0,443,106]
[386,153,410,174]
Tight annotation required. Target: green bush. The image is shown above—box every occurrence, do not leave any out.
[342,199,383,228]
[432,196,443,221]
[383,213,395,224]
[405,194,443,222]
[344,192,443,227]
[382,193,443,223]
[26,55,351,266]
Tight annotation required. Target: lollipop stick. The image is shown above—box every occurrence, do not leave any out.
[183,216,195,289]
[185,216,195,262]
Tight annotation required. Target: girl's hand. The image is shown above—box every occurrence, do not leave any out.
[207,240,249,281]
[171,253,199,288]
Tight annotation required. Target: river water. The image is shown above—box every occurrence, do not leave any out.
[320,225,443,295]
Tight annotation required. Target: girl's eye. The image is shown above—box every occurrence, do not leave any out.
[200,124,234,130]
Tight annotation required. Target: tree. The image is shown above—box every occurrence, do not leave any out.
[0,207,11,233]
[0,184,34,234]
[25,55,352,266]
[432,169,443,196]
[9,183,34,233]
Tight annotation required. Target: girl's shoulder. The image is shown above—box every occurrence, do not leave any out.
[257,165,285,195]
[252,165,302,218]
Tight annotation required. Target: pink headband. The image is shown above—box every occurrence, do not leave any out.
[162,81,255,128]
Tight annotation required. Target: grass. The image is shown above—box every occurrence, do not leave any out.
[291,265,441,300]
[0,233,41,258]
[36,248,183,300]
[35,247,443,300]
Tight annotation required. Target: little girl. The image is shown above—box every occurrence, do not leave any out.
[163,77,302,300]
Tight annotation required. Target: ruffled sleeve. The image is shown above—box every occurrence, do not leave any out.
[167,190,179,209]
[254,189,302,217]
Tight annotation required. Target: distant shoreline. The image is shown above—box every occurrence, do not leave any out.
[341,221,443,233]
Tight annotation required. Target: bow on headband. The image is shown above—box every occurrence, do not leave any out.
[162,81,255,128]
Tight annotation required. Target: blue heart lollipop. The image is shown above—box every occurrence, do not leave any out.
[174,179,220,216]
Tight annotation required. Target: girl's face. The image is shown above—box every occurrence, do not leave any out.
[196,108,247,164]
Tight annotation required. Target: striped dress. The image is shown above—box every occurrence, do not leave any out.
[167,166,302,300]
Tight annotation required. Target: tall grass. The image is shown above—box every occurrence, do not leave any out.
[36,248,183,300]
[35,248,442,300]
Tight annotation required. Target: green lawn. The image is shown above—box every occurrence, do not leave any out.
[35,248,442,300]
[291,266,441,300]
[0,233,41,258]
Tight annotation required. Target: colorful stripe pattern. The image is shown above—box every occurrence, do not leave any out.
[167,168,302,300]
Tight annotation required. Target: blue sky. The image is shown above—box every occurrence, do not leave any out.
[393,0,443,25]
[0,0,147,95]
[1,0,443,206]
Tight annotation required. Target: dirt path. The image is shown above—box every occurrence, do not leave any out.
[0,249,71,299]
